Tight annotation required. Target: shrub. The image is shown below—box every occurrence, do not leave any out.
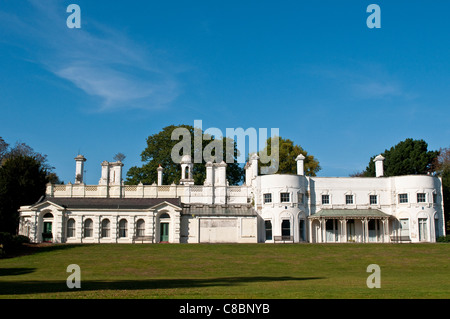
[436,235,450,243]
[0,233,30,257]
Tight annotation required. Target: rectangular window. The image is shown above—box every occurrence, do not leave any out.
[298,193,304,204]
[263,193,272,204]
[346,194,354,205]
[370,195,378,205]
[280,192,290,203]
[433,193,437,204]
[322,194,330,204]
[418,218,428,241]
[399,193,408,203]
[281,220,291,237]
[265,220,272,241]
[417,193,426,203]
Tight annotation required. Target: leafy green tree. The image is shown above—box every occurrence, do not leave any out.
[257,136,321,176]
[362,138,439,177]
[126,125,243,185]
[0,138,62,184]
[434,147,450,233]
[0,156,48,234]
[0,137,8,162]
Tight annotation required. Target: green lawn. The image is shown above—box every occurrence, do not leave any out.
[0,243,449,299]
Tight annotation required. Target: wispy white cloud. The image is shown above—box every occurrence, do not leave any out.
[0,0,180,111]
[304,62,414,101]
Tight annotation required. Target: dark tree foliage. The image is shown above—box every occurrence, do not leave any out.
[0,156,48,234]
[362,138,439,177]
[126,125,243,185]
[434,147,450,233]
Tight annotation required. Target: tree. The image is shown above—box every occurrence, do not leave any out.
[0,138,62,184]
[0,137,8,162]
[434,147,450,233]
[361,138,439,177]
[126,125,243,185]
[0,156,48,234]
[257,136,321,176]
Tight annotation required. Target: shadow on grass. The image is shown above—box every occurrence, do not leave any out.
[0,276,324,296]
[0,268,36,276]
[1,243,85,259]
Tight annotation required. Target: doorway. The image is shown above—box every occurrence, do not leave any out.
[42,212,53,242]
[43,222,53,242]
[347,219,355,242]
[160,223,169,242]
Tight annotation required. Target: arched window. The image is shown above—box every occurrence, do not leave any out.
[119,219,128,238]
[84,219,93,238]
[67,218,76,238]
[101,219,110,238]
[160,213,170,219]
[136,219,145,237]
[43,212,53,218]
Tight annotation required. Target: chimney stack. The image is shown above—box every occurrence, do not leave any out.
[157,165,163,186]
[295,154,305,176]
[74,155,86,184]
[373,154,385,177]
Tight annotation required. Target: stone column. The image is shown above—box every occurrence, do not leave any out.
[341,219,347,243]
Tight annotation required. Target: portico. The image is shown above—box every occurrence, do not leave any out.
[309,209,391,243]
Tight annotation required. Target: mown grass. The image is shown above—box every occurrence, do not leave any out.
[0,243,449,299]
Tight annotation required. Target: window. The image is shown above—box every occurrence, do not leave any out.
[101,219,110,238]
[435,216,440,239]
[84,219,93,238]
[67,218,75,238]
[265,220,272,241]
[136,219,145,237]
[418,218,428,241]
[370,195,378,205]
[417,193,426,203]
[281,220,291,237]
[263,193,272,204]
[280,192,290,203]
[346,194,354,205]
[299,220,306,241]
[119,219,128,238]
[433,193,437,204]
[322,194,330,204]
[298,193,304,204]
[399,193,408,203]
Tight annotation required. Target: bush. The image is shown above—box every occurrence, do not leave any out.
[436,235,450,243]
[0,232,30,257]
[12,235,30,245]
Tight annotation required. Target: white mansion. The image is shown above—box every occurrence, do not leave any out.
[18,153,446,244]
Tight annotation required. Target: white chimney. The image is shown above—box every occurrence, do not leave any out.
[74,155,86,184]
[251,153,259,177]
[157,165,163,186]
[373,154,385,177]
[204,161,214,186]
[295,154,305,176]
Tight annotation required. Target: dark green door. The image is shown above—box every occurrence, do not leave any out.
[43,222,53,242]
[160,223,169,242]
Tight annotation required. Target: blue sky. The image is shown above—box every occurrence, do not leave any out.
[0,0,449,184]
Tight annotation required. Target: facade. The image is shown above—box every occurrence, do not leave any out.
[18,154,446,244]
